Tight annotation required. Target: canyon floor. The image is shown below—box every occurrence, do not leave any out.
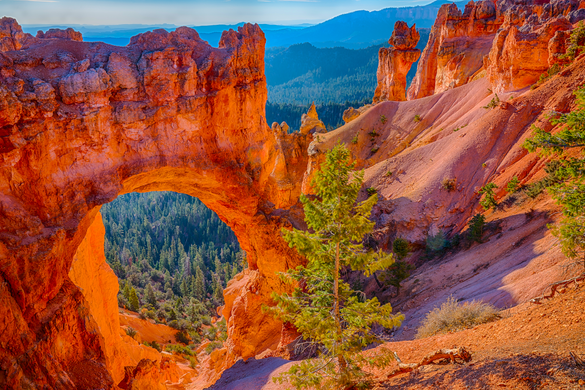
[206,283,585,389]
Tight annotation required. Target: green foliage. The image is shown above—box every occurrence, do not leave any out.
[351,133,359,144]
[129,287,140,312]
[385,171,392,177]
[144,340,162,352]
[125,327,137,339]
[536,63,561,86]
[483,94,500,109]
[560,21,585,62]
[266,144,403,389]
[205,341,223,355]
[368,129,379,138]
[416,296,499,338]
[479,182,498,211]
[426,230,448,254]
[506,176,520,193]
[175,330,190,345]
[366,187,377,197]
[165,343,195,357]
[392,238,410,261]
[414,114,421,122]
[370,146,379,154]
[523,87,585,266]
[380,261,414,295]
[380,115,387,124]
[441,178,457,192]
[468,214,486,243]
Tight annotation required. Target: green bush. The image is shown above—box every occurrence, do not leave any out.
[205,341,223,354]
[165,343,194,356]
[371,146,379,154]
[392,238,410,261]
[414,114,421,122]
[426,230,447,253]
[175,330,190,345]
[416,296,500,338]
[125,327,137,339]
[351,133,358,144]
[479,182,498,211]
[468,214,486,243]
[506,176,520,193]
[380,261,414,294]
[366,187,377,197]
[143,340,162,352]
[561,21,585,61]
[483,94,500,109]
[380,115,388,124]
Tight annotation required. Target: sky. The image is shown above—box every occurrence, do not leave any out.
[2,0,437,26]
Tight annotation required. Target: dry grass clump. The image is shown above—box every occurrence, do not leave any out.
[416,296,500,339]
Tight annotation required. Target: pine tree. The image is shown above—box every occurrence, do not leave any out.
[146,284,157,308]
[266,144,403,389]
[129,287,140,312]
[123,280,132,303]
[193,267,206,300]
[524,86,585,269]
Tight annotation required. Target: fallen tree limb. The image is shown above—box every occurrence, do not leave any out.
[530,273,585,304]
[386,347,472,379]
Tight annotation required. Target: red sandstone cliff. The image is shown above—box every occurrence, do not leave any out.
[0,17,308,389]
[373,21,421,103]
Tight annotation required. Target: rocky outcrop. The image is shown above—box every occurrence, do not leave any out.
[299,102,327,134]
[485,0,584,93]
[342,104,373,124]
[0,17,33,51]
[373,21,421,103]
[0,19,309,389]
[36,28,83,42]
[118,358,184,390]
[407,1,503,100]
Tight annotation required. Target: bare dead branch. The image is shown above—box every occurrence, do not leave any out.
[530,273,585,304]
[385,347,472,379]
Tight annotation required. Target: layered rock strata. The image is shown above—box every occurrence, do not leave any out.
[0,17,309,388]
[407,0,503,100]
[373,21,421,103]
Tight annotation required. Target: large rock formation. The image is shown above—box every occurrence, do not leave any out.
[373,21,421,103]
[407,0,585,100]
[407,0,503,100]
[485,0,584,93]
[299,102,326,134]
[0,18,309,388]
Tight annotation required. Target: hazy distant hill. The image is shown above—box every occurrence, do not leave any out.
[22,0,461,49]
[266,28,430,105]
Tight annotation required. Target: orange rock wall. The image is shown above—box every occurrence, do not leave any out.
[0,18,308,388]
[373,21,421,103]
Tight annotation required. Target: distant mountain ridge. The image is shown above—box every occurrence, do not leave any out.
[22,0,463,49]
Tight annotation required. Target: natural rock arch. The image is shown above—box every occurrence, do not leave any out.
[0,19,309,388]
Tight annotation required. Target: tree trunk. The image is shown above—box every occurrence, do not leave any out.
[334,241,348,372]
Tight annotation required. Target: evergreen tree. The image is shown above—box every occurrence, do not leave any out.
[123,280,132,303]
[193,267,206,300]
[129,287,140,312]
[146,284,157,308]
[266,144,403,389]
[524,86,585,268]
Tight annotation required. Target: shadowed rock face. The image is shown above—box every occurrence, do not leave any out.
[0,17,309,388]
[373,21,421,103]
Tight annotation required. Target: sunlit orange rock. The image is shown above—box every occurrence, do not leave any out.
[299,102,326,134]
[486,16,574,93]
[0,19,308,389]
[407,1,502,100]
[36,28,83,42]
[373,21,421,103]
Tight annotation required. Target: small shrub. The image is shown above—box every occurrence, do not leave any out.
[506,176,520,193]
[380,114,388,124]
[205,341,223,354]
[351,133,358,144]
[366,187,377,197]
[536,63,561,86]
[185,356,198,369]
[380,261,414,295]
[144,340,162,352]
[483,94,500,109]
[125,327,137,339]
[371,146,379,154]
[482,162,487,168]
[414,114,421,122]
[426,230,447,253]
[441,178,457,192]
[561,21,585,61]
[165,343,194,356]
[468,213,486,243]
[368,130,380,137]
[175,330,190,345]
[453,127,460,132]
[392,238,410,260]
[416,296,499,338]
[385,171,393,177]
[479,182,498,211]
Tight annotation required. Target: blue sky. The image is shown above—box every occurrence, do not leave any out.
[2,0,436,26]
